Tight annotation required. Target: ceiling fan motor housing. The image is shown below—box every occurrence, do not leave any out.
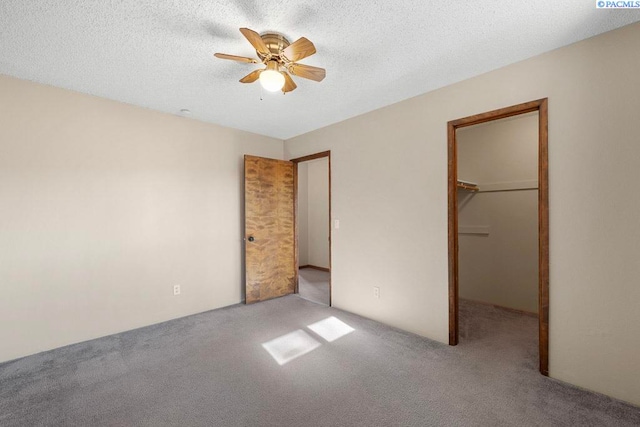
[258,33,291,62]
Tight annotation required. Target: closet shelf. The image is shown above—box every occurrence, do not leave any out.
[457,180,479,192]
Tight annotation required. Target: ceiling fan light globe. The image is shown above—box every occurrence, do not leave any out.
[259,70,285,92]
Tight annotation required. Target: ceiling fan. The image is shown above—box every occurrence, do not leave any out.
[214,28,326,94]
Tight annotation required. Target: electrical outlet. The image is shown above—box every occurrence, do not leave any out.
[173,285,181,296]
[373,287,380,299]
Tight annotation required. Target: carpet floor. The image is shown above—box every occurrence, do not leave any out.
[1,296,639,426]
[298,268,330,306]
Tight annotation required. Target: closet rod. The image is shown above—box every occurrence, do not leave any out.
[456,180,479,192]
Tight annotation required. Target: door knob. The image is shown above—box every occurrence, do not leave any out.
[248,236,255,242]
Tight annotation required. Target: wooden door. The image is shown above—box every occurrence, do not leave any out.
[244,155,296,304]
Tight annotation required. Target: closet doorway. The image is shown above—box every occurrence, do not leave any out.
[448,99,549,375]
[291,151,331,306]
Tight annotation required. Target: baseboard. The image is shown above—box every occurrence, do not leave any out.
[299,265,330,272]
[460,298,538,318]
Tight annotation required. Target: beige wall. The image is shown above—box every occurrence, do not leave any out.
[297,158,330,269]
[307,158,330,269]
[285,23,640,405]
[297,163,309,266]
[0,74,283,363]
[457,113,539,313]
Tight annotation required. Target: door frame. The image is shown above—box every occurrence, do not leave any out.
[448,99,549,375]
[290,150,332,306]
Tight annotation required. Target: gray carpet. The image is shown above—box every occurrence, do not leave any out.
[1,296,639,426]
[298,268,330,306]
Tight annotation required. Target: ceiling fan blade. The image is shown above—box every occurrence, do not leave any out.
[288,63,326,82]
[214,53,258,63]
[281,72,297,93]
[282,37,316,63]
[239,69,262,83]
[239,28,270,56]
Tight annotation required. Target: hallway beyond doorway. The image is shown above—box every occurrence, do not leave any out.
[298,268,330,306]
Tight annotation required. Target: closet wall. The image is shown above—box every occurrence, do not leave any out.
[457,112,539,313]
[297,158,330,269]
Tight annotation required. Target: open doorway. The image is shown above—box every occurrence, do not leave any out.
[448,99,549,375]
[291,151,331,306]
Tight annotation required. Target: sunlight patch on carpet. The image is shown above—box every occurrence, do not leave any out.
[262,329,321,365]
[307,316,355,342]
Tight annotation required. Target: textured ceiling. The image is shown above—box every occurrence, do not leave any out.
[1,1,639,139]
